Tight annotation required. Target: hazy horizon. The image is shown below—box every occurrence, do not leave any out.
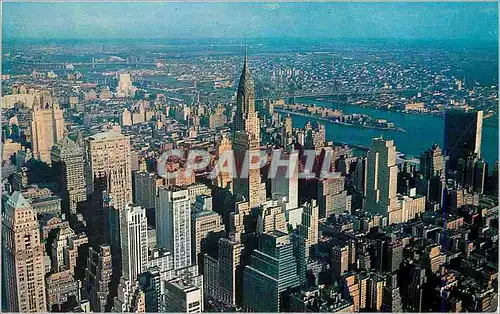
[3,2,498,43]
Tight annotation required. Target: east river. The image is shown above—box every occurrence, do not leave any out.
[290,97,498,166]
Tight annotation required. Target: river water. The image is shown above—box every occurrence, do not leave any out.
[290,97,498,165]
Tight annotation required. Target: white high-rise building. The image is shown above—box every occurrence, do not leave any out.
[156,186,191,270]
[164,277,203,313]
[120,204,148,282]
[271,149,299,210]
[30,93,65,164]
[365,137,401,224]
[116,73,135,98]
[85,131,132,210]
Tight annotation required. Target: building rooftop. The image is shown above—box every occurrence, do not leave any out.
[88,130,126,141]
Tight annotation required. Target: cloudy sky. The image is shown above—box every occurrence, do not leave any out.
[2,2,498,42]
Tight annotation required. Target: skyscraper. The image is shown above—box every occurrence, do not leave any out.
[156,186,191,269]
[271,149,299,209]
[243,231,300,312]
[84,245,113,312]
[444,109,483,170]
[51,137,87,214]
[85,131,133,210]
[297,200,319,258]
[30,93,64,164]
[365,137,401,224]
[2,191,47,312]
[164,277,203,312]
[133,171,165,211]
[233,52,260,140]
[120,204,148,283]
[281,113,293,146]
[213,134,233,191]
[232,52,264,209]
[419,144,446,205]
[420,144,445,180]
[116,73,135,98]
[191,195,224,264]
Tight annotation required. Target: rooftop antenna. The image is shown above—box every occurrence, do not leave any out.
[244,46,248,66]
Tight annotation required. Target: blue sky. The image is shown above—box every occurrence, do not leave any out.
[2,2,498,42]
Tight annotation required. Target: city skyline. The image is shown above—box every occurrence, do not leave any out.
[3,2,498,42]
[1,2,498,313]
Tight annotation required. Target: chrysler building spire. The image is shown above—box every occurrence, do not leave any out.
[234,49,258,138]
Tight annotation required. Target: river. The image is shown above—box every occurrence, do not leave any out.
[290,97,498,166]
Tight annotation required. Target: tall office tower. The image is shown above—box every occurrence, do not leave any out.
[191,195,224,264]
[297,200,319,258]
[120,108,132,126]
[406,266,426,312]
[85,131,132,210]
[84,245,113,312]
[164,278,203,312]
[51,137,87,214]
[343,273,369,312]
[233,52,260,141]
[2,191,47,312]
[281,114,293,146]
[214,134,233,191]
[138,269,162,312]
[232,132,264,208]
[133,171,165,210]
[419,144,446,205]
[317,175,349,218]
[30,94,65,164]
[271,149,299,209]
[204,235,244,306]
[376,234,404,272]
[305,122,326,150]
[420,144,445,179]
[354,157,367,195]
[365,137,401,224]
[257,202,287,234]
[331,244,349,279]
[243,231,300,312]
[367,273,386,311]
[457,154,488,194]
[381,273,403,312]
[232,53,264,209]
[116,73,134,97]
[156,186,191,269]
[217,237,243,305]
[444,109,483,170]
[120,204,148,283]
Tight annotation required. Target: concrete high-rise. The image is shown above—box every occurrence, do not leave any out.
[213,134,233,191]
[85,131,132,210]
[191,195,224,264]
[84,245,113,312]
[156,186,191,270]
[2,191,47,312]
[419,144,446,205]
[51,137,87,214]
[204,234,244,306]
[365,137,401,224]
[164,277,203,312]
[30,93,64,164]
[444,109,483,170]
[271,149,299,209]
[133,171,165,210]
[116,73,134,98]
[120,204,148,283]
[298,200,319,258]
